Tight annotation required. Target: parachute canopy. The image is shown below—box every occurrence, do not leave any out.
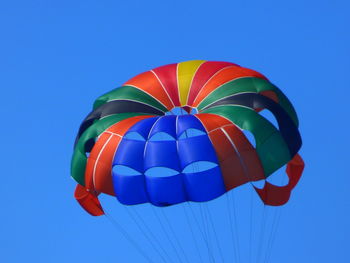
[71,60,303,216]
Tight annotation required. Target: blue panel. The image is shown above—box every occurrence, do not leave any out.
[112,171,148,205]
[177,135,218,169]
[176,115,206,138]
[145,175,186,206]
[148,115,177,139]
[183,166,226,202]
[126,116,159,139]
[113,139,146,172]
[110,113,228,207]
[144,141,181,171]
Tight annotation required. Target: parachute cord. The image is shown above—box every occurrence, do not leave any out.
[204,204,225,263]
[131,207,175,263]
[203,204,214,261]
[188,203,216,263]
[152,114,187,263]
[231,191,241,263]
[256,205,267,263]
[263,209,276,263]
[124,206,171,263]
[200,203,216,263]
[104,212,154,263]
[183,118,214,263]
[264,171,285,263]
[225,193,238,263]
[182,205,204,263]
[151,206,184,263]
[264,209,282,263]
[159,208,191,263]
[249,187,254,263]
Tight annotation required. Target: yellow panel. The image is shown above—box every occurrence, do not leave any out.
[177,60,206,105]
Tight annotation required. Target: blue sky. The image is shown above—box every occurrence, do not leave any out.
[1,0,349,262]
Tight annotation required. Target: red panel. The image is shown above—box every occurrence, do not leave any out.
[255,90,279,112]
[187,61,236,106]
[124,71,174,110]
[259,90,278,103]
[182,106,192,113]
[222,126,265,182]
[152,63,180,107]
[192,66,267,107]
[197,113,264,190]
[207,129,247,190]
[74,184,104,216]
[254,154,304,206]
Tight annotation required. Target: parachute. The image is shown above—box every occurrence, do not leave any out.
[71,60,304,262]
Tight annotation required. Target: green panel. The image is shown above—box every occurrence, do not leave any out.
[201,105,291,177]
[93,86,168,113]
[71,113,149,185]
[198,77,299,126]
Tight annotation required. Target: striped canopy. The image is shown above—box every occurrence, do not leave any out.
[71,60,304,216]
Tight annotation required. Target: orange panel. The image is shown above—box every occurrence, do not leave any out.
[192,66,267,107]
[92,135,121,195]
[124,71,174,110]
[85,116,152,196]
[85,133,119,196]
[85,133,111,192]
[195,113,232,132]
[106,115,153,134]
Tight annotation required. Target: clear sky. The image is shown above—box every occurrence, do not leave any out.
[1,0,349,263]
